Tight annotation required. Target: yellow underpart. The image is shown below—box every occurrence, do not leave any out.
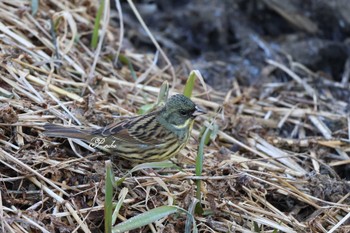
[171,118,193,130]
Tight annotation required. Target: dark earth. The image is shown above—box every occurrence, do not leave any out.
[115,0,350,94]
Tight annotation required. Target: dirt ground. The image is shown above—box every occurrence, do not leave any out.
[120,0,350,93]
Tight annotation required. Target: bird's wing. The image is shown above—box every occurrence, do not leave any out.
[92,113,170,145]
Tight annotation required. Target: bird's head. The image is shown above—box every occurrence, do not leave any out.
[160,94,206,129]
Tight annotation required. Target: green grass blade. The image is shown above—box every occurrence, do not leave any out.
[118,54,137,80]
[137,103,155,115]
[112,187,128,226]
[183,70,208,98]
[112,206,178,233]
[115,161,180,186]
[196,126,210,195]
[178,207,198,233]
[199,126,211,146]
[253,221,261,232]
[129,161,180,173]
[183,71,196,98]
[105,161,114,233]
[91,0,105,49]
[195,126,211,214]
[138,81,169,114]
[156,80,169,106]
[185,198,198,233]
[31,0,39,16]
[199,123,218,145]
[117,54,129,65]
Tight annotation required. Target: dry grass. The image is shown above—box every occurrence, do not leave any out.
[0,1,349,233]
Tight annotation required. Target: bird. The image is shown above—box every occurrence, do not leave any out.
[44,94,206,162]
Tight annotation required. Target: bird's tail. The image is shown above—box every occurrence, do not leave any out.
[43,123,92,141]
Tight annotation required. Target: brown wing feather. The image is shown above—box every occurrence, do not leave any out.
[91,111,171,145]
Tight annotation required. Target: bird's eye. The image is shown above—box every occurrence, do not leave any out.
[179,110,187,116]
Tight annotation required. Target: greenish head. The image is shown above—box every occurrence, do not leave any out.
[159,94,205,128]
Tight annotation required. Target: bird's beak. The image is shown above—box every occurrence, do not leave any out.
[192,106,206,117]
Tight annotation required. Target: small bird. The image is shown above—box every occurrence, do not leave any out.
[44,94,206,162]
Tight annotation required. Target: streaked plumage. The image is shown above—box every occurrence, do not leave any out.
[44,94,205,162]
